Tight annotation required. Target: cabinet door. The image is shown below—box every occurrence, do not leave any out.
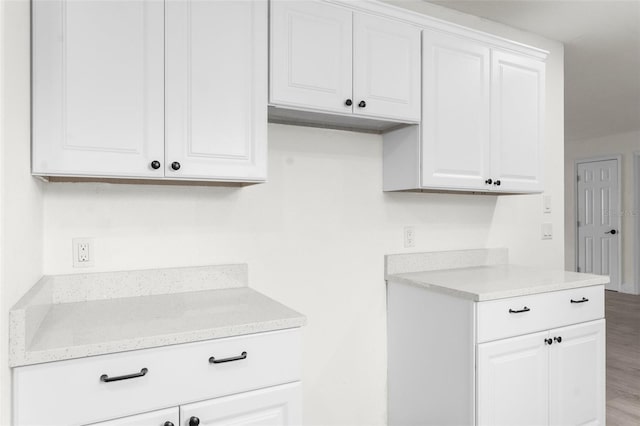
[352,13,421,122]
[491,50,545,193]
[477,331,549,426]
[165,0,267,181]
[549,320,605,426]
[270,1,353,114]
[421,30,491,191]
[87,407,178,426]
[32,0,164,178]
[180,382,302,426]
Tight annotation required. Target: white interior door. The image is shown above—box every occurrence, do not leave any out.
[477,331,550,426]
[269,0,353,114]
[421,30,491,191]
[548,320,605,426]
[577,159,621,291]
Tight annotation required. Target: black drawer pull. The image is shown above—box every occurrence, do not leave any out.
[508,306,530,314]
[570,297,589,304]
[100,368,148,383]
[209,351,247,364]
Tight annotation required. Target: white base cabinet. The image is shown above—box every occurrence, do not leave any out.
[13,329,302,426]
[387,282,605,426]
[88,408,179,426]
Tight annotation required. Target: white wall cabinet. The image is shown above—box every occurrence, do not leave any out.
[269,0,421,126]
[32,0,267,183]
[387,282,605,425]
[384,29,546,193]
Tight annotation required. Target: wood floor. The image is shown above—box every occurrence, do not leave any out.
[606,290,640,425]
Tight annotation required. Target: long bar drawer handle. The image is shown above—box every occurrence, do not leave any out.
[570,297,589,303]
[100,368,148,383]
[209,351,247,364]
[508,306,530,314]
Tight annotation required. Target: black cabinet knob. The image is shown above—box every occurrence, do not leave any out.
[171,161,181,171]
[358,100,366,108]
[485,178,493,185]
[164,422,174,426]
[494,180,501,186]
[150,160,161,170]
[554,336,562,343]
[545,338,553,345]
[345,99,352,106]
[189,417,200,426]
[607,229,617,235]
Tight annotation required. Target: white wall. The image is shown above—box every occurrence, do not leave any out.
[2,1,564,425]
[565,130,640,294]
[0,0,45,424]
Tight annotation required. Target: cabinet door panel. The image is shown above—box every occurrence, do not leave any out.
[270,1,352,114]
[491,50,545,193]
[165,0,267,181]
[180,382,302,426]
[353,13,420,121]
[549,319,605,426]
[477,331,549,426]
[32,0,164,178]
[87,407,178,426]
[421,30,491,190]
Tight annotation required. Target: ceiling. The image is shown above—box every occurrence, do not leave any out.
[426,0,640,142]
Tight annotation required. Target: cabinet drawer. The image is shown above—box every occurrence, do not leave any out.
[14,328,301,426]
[476,286,604,343]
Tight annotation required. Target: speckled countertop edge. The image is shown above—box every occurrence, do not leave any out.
[10,265,306,367]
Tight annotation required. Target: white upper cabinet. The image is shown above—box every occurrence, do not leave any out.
[32,0,165,178]
[421,29,491,190]
[353,13,421,121]
[384,28,547,194]
[165,0,267,181]
[491,50,545,193]
[32,0,267,183]
[269,0,353,114]
[269,0,421,125]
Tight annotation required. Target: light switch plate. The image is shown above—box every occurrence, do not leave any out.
[543,195,552,213]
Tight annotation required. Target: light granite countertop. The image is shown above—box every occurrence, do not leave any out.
[10,265,305,367]
[385,249,609,301]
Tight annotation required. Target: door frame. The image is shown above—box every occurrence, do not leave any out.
[634,152,640,294]
[574,155,622,292]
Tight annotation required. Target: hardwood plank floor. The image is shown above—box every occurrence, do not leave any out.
[606,290,640,425]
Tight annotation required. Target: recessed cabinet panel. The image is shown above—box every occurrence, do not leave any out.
[32,0,164,178]
[477,331,550,426]
[269,1,353,114]
[88,407,179,426]
[180,382,302,426]
[353,14,421,121]
[491,50,545,193]
[549,320,605,426]
[165,0,267,181]
[421,30,491,190]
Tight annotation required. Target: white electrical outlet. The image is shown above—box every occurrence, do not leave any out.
[541,223,553,240]
[73,238,94,268]
[404,226,415,248]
